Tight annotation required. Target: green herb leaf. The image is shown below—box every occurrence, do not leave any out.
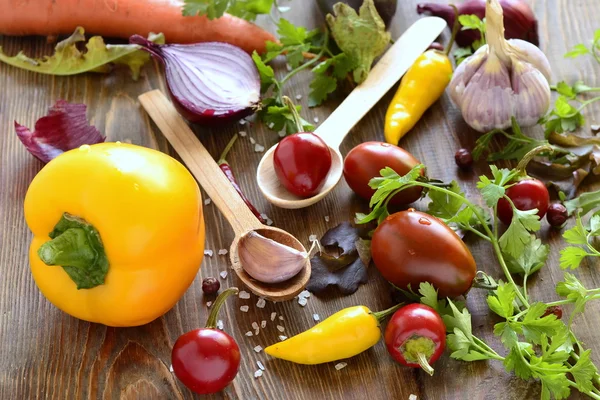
[258,99,314,134]
[487,283,516,318]
[499,208,541,259]
[504,345,533,380]
[183,0,274,20]
[560,247,591,270]
[520,303,564,344]
[564,190,600,216]
[0,27,163,80]
[458,14,485,32]
[556,272,592,314]
[505,235,549,276]
[252,51,276,91]
[542,96,585,135]
[453,47,473,66]
[476,166,517,207]
[570,350,597,393]
[309,75,338,107]
[565,43,590,59]
[326,0,390,84]
[442,299,473,340]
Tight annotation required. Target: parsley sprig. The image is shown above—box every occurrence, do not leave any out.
[182,0,275,20]
[357,148,600,399]
[454,14,486,66]
[565,29,600,65]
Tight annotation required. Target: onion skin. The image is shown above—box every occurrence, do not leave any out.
[130,36,260,125]
[417,0,539,48]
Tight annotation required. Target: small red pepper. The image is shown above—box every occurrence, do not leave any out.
[217,134,266,224]
[384,303,446,376]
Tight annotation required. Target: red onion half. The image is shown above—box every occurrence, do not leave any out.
[130,36,260,125]
[417,0,539,48]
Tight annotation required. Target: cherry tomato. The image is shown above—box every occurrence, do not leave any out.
[171,288,240,394]
[273,132,332,198]
[385,303,446,376]
[343,142,423,205]
[497,178,549,225]
[371,209,476,298]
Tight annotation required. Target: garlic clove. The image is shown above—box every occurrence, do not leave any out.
[237,230,308,284]
[511,60,552,126]
[508,39,552,81]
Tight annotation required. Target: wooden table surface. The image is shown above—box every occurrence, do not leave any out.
[2,1,600,399]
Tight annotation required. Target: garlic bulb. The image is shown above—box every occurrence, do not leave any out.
[448,0,551,132]
[238,230,308,284]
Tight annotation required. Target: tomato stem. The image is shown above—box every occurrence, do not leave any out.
[416,352,435,376]
[282,96,305,134]
[515,145,554,176]
[205,287,239,329]
[371,303,404,323]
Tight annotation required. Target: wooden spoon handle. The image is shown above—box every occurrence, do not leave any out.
[314,16,447,149]
[139,90,262,235]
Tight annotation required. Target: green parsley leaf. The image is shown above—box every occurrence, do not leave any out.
[540,329,572,364]
[563,214,588,245]
[560,247,590,270]
[427,181,464,219]
[458,14,485,33]
[520,303,564,344]
[182,0,273,20]
[252,51,276,91]
[564,189,600,216]
[326,0,390,84]
[417,282,464,323]
[442,299,473,340]
[504,346,533,380]
[499,208,541,259]
[494,322,519,348]
[556,272,591,315]
[447,329,496,361]
[555,81,577,99]
[476,166,517,207]
[487,283,516,318]
[258,99,314,134]
[542,96,585,135]
[570,350,597,393]
[565,43,590,59]
[505,235,549,276]
[454,47,473,66]
[277,18,308,45]
[309,75,337,107]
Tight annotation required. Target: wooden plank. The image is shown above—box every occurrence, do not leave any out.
[1,1,599,399]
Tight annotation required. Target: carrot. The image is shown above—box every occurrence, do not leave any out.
[0,0,276,54]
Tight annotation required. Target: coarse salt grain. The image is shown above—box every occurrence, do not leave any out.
[286,63,292,71]
[256,298,266,308]
[276,325,285,332]
[169,365,174,373]
[299,290,311,298]
[252,322,260,330]
[268,122,275,129]
[271,312,277,321]
[204,198,211,205]
[204,250,213,257]
[239,119,246,125]
[298,297,308,307]
[261,320,267,328]
[408,395,418,400]
[239,291,251,299]
[314,117,319,123]
[278,131,286,138]
[255,328,260,335]
[239,130,247,137]
[257,361,265,371]
[249,137,256,144]
[254,369,263,378]
[206,301,213,308]
[217,320,224,330]
[308,234,317,242]
[278,335,288,341]
[245,331,253,337]
[279,315,284,321]
[218,249,228,255]
[254,143,265,153]
[295,94,302,100]
[313,313,320,321]
[219,271,228,279]
[254,345,263,353]
[335,362,347,370]
[266,217,273,226]
[324,215,330,222]
[240,305,249,312]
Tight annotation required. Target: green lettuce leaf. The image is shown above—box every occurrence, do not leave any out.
[0,27,164,80]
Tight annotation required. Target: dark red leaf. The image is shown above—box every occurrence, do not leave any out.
[15,100,105,163]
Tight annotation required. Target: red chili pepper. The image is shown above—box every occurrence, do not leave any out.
[217,134,266,224]
[384,303,446,376]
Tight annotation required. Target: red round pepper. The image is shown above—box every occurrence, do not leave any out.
[384,303,446,375]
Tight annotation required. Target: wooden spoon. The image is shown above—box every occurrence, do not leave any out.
[256,16,447,209]
[139,90,310,301]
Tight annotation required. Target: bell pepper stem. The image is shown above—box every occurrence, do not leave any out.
[205,287,239,329]
[371,303,404,323]
[37,213,109,290]
[416,352,435,376]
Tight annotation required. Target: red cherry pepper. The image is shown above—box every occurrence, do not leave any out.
[171,287,241,394]
[384,303,446,376]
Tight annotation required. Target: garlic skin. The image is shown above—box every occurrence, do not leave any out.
[238,231,308,284]
[448,0,551,133]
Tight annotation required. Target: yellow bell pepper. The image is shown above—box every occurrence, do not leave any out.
[264,304,401,365]
[384,49,453,145]
[24,142,205,327]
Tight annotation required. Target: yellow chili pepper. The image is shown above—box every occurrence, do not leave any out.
[384,9,460,145]
[24,142,205,327]
[264,304,401,365]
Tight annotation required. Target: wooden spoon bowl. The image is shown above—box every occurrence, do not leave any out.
[230,227,310,301]
[139,90,310,301]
